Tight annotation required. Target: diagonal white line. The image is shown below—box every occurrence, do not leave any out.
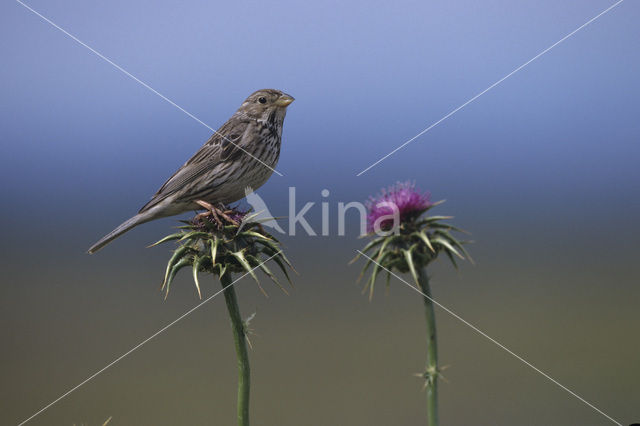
[356,0,626,176]
[16,251,282,426]
[355,250,622,426]
[14,0,284,177]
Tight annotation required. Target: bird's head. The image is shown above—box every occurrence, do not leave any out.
[238,89,295,122]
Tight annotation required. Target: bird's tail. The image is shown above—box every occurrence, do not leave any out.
[88,213,151,254]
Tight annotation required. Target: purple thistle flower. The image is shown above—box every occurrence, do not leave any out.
[366,181,432,232]
[227,208,249,223]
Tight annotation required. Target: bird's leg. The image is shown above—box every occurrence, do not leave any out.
[195,200,239,227]
[195,200,212,212]
[216,203,240,226]
[195,200,223,228]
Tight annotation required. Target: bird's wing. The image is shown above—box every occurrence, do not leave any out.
[138,118,250,213]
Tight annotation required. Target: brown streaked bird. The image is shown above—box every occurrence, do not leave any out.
[88,89,294,254]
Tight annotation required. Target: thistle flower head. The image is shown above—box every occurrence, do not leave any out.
[365,181,433,232]
[191,208,249,231]
[354,182,472,300]
[153,206,293,299]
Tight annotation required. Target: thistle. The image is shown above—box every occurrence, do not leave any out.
[353,181,471,426]
[153,206,293,426]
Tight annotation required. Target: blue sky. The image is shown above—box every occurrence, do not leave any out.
[2,1,638,208]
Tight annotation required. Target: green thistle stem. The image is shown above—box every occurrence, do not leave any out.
[418,267,438,426]
[221,274,250,426]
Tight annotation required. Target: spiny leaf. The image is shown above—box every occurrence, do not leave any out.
[456,240,475,263]
[350,251,363,266]
[240,230,273,241]
[255,238,282,255]
[270,254,293,286]
[408,242,420,254]
[428,222,470,235]
[425,215,453,221]
[366,262,380,301]
[360,236,387,256]
[431,236,464,260]
[403,249,420,287]
[435,230,474,264]
[164,258,191,298]
[450,239,474,264]
[243,254,269,297]
[443,249,459,269]
[350,245,375,266]
[277,250,295,272]
[179,231,211,242]
[415,230,435,253]
[148,232,183,248]
[357,254,375,282]
[232,250,259,284]
[210,236,219,265]
[239,211,262,223]
[254,257,288,295]
[259,230,280,243]
[259,242,294,275]
[163,246,192,289]
[219,263,227,280]
[365,250,395,300]
[192,256,204,299]
[376,237,394,262]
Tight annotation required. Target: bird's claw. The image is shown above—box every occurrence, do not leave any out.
[195,200,239,228]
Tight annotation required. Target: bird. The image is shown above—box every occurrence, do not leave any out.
[88,89,294,254]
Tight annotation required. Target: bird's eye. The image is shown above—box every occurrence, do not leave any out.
[258,97,267,104]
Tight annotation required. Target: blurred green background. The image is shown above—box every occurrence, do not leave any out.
[2,216,639,425]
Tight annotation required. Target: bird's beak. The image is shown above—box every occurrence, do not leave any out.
[275,94,295,107]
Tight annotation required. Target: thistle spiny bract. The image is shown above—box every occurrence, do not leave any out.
[355,182,472,300]
[153,207,293,299]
